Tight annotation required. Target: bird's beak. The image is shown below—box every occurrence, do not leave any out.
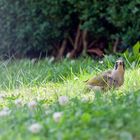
[119,62,123,65]
[119,62,125,70]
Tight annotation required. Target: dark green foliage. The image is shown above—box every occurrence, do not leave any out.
[0,0,140,58]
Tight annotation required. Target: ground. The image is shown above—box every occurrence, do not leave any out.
[0,56,140,140]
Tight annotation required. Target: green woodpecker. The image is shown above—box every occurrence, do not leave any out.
[86,59,125,90]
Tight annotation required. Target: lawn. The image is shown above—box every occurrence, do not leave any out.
[0,56,140,140]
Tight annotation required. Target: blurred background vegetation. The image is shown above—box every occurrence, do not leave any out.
[0,0,140,59]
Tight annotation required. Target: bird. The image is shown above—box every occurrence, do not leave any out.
[86,59,125,90]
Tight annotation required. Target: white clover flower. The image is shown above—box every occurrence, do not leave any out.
[53,112,62,123]
[28,100,37,109]
[0,94,6,99]
[0,108,11,117]
[99,60,103,64]
[2,107,10,111]
[71,60,75,64]
[28,123,42,134]
[87,85,102,91]
[48,56,55,63]
[74,77,78,81]
[58,96,69,106]
[81,96,90,103]
[31,58,37,64]
[45,110,52,115]
[133,82,137,86]
[0,110,10,117]
[0,94,6,102]
[14,99,23,107]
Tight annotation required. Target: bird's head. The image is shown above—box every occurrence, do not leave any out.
[114,59,125,72]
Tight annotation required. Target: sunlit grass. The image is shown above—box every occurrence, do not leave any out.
[0,56,140,140]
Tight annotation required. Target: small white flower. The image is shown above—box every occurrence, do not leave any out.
[74,77,78,80]
[28,100,37,109]
[71,60,75,64]
[2,107,10,111]
[133,82,136,86]
[99,60,103,64]
[28,123,42,134]
[0,94,6,99]
[0,110,10,117]
[0,108,11,117]
[31,58,37,64]
[81,96,90,103]
[58,96,69,106]
[87,85,102,92]
[0,94,6,102]
[53,112,62,123]
[45,110,52,115]
[49,56,55,63]
[15,99,22,107]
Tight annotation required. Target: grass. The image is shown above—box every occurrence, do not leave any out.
[0,56,140,140]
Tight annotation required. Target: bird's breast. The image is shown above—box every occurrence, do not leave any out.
[111,71,124,86]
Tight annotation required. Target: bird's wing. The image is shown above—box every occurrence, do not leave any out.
[101,70,112,76]
[86,70,112,86]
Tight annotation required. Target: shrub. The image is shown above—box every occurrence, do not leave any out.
[0,0,140,58]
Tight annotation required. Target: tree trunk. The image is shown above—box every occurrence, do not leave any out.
[113,38,119,53]
[82,30,88,56]
[74,24,81,49]
[57,39,67,59]
[67,23,82,59]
